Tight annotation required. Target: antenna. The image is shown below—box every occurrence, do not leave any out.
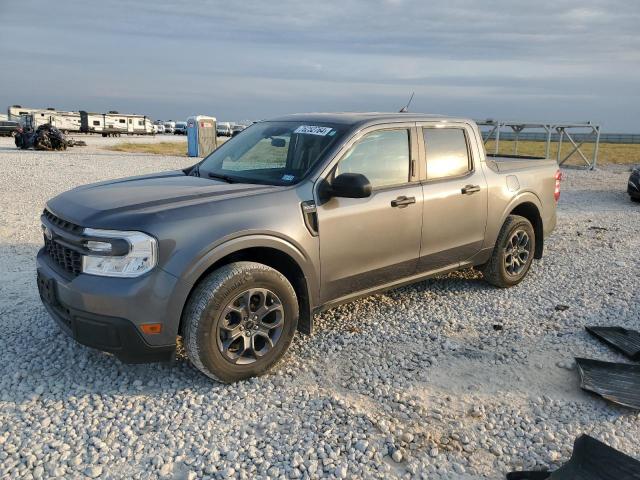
[399,92,414,113]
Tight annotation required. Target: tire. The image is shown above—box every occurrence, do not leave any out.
[183,262,298,383]
[482,215,536,288]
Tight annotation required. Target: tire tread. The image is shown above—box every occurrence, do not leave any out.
[183,261,297,382]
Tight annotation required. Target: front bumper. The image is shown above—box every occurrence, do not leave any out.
[37,248,190,363]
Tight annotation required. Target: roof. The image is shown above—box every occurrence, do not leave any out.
[269,112,472,128]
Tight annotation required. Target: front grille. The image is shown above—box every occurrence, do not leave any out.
[42,209,83,234]
[44,236,83,276]
[42,209,83,276]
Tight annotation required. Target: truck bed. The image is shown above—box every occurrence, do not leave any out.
[486,153,558,173]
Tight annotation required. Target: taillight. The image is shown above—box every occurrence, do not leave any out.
[554,169,562,202]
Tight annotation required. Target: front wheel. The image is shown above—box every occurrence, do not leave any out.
[183,262,298,382]
[482,215,535,288]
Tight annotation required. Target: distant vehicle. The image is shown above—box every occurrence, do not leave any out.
[231,124,246,137]
[0,120,19,137]
[216,122,232,137]
[7,105,43,121]
[174,122,187,135]
[156,124,166,134]
[36,113,559,382]
[628,167,640,202]
[164,122,176,134]
[14,108,82,134]
[80,111,155,137]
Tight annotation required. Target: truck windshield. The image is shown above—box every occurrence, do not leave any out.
[199,121,347,185]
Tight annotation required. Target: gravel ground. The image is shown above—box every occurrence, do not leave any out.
[0,136,639,479]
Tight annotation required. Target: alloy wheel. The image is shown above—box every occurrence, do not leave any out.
[216,288,285,365]
[504,229,531,276]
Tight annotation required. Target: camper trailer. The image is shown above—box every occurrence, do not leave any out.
[80,111,155,136]
[8,106,82,133]
[7,105,41,121]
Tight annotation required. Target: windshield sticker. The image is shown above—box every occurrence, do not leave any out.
[281,174,295,182]
[294,125,333,136]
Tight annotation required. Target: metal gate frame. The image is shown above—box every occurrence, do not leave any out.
[476,120,601,170]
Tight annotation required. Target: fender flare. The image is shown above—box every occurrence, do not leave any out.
[493,191,544,257]
[178,233,319,313]
[499,191,543,227]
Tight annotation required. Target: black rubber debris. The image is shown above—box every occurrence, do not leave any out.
[575,358,640,409]
[586,326,640,361]
[506,471,549,480]
[554,305,570,312]
[506,434,640,479]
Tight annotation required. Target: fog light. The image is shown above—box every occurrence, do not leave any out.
[85,240,112,253]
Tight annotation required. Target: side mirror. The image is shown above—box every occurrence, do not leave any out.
[330,173,372,199]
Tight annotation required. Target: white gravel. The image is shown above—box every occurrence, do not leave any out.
[1,136,639,479]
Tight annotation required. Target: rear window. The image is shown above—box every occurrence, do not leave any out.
[423,128,471,180]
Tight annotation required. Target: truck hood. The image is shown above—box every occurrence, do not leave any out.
[46,171,282,226]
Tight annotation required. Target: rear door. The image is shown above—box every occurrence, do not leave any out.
[315,124,423,303]
[417,122,488,270]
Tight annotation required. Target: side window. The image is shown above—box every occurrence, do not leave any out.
[336,129,410,188]
[92,120,100,126]
[424,128,471,180]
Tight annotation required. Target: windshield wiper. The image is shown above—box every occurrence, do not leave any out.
[207,172,237,183]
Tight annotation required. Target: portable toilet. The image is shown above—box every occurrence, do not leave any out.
[187,115,217,157]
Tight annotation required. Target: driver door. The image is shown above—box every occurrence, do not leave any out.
[315,125,423,303]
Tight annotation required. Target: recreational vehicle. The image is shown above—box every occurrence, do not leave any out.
[9,106,82,133]
[80,111,155,136]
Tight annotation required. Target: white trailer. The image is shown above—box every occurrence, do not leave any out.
[9,106,82,133]
[7,105,41,121]
[80,111,155,136]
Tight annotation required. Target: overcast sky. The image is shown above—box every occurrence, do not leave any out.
[1,0,639,130]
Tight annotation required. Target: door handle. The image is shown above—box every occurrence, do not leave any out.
[391,196,416,208]
[461,184,481,195]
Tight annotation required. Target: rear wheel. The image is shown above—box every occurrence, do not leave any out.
[183,262,298,382]
[482,215,535,288]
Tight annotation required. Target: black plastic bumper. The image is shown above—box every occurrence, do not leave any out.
[37,270,176,364]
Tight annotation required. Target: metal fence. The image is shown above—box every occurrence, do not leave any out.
[480,132,640,144]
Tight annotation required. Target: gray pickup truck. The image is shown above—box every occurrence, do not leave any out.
[37,113,560,382]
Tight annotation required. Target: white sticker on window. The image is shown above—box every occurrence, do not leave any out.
[294,125,333,136]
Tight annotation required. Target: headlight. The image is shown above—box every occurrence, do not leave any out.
[82,228,157,277]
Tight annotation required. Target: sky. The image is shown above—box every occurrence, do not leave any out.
[1,0,639,131]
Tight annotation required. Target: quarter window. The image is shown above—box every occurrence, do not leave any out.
[336,129,410,188]
[424,128,471,180]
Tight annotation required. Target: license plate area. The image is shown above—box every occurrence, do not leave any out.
[37,270,59,307]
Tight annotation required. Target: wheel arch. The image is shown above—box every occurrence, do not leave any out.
[506,197,544,259]
[178,236,317,336]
